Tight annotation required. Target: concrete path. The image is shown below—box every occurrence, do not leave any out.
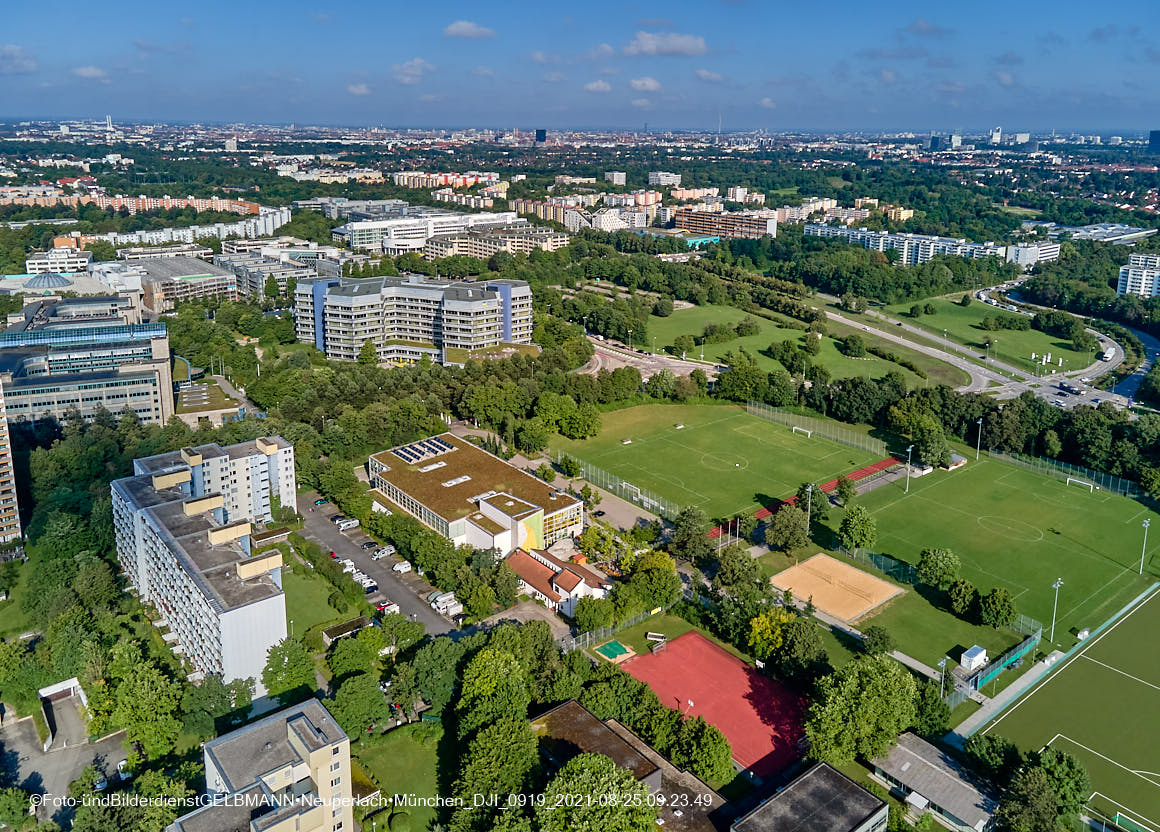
[946,650,1064,747]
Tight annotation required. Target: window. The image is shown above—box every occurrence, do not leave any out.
[331,761,341,772]
[331,777,342,788]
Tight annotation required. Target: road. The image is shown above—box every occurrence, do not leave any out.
[1112,324,1160,401]
[295,493,454,636]
[581,336,720,382]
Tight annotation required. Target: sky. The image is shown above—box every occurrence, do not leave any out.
[1,0,1158,132]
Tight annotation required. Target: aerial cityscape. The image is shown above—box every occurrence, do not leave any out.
[0,3,1159,832]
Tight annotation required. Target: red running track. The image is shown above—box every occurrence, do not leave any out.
[709,455,900,538]
[621,631,805,779]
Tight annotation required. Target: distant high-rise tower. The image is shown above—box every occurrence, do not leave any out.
[990,126,1002,145]
[929,135,942,151]
[950,134,962,148]
[105,115,112,132]
[0,386,22,544]
[1150,130,1160,153]
[224,137,238,153]
[534,129,547,143]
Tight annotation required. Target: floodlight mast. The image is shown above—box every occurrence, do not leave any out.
[905,445,915,493]
[1050,577,1063,643]
[1141,519,1151,576]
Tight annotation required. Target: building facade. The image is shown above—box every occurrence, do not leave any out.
[367,433,583,554]
[423,227,569,260]
[504,547,611,617]
[169,699,353,832]
[675,210,778,239]
[138,257,240,311]
[1118,253,1160,297]
[0,387,20,543]
[805,224,1024,266]
[295,275,534,365]
[648,171,681,186]
[25,247,93,274]
[332,210,521,253]
[111,437,295,687]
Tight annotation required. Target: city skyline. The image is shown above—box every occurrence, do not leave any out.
[1,0,1158,131]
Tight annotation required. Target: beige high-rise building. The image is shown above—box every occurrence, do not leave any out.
[0,387,21,543]
[168,700,353,832]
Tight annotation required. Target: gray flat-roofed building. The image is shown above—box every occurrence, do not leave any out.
[732,763,887,832]
[138,256,239,311]
[871,733,998,832]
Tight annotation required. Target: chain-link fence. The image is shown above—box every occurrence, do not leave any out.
[559,606,667,653]
[834,542,919,585]
[989,450,1143,498]
[554,452,681,519]
[747,402,888,457]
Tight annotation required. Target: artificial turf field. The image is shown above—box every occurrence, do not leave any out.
[553,404,880,517]
[983,586,1160,829]
[826,457,1160,641]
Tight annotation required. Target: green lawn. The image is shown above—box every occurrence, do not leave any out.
[884,297,1095,374]
[553,404,881,518]
[822,456,1160,649]
[0,563,32,638]
[647,304,924,385]
[175,381,239,414]
[282,566,343,638]
[861,590,1020,667]
[983,587,1160,828]
[356,724,442,831]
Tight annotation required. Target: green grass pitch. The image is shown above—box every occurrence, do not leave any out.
[822,457,1160,640]
[983,586,1160,828]
[552,404,882,518]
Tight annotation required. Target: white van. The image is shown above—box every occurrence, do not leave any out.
[336,517,360,531]
[392,561,412,574]
[372,545,397,561]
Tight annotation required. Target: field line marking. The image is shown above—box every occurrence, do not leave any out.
[1089,792,1160,830]
[1060,566,1135,622]
[986,585,1160,733]
[1053,735,1160,788]
[1079,655,1160,694]
[1124,507,1150,524]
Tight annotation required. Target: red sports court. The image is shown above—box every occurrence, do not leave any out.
[622,631,805,779]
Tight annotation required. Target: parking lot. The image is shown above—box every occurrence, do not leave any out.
[296,493,454,635]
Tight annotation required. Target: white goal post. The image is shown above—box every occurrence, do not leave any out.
[1066,477,1094,492]
[792,426,813,438]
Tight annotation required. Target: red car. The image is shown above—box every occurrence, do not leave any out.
[328,551,338,559]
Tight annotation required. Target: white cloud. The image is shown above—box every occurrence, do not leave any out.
[758,97,776,109]
[624,31,707,56]
[530,50,560,65]
[695,68,724,82]
[444,20,495,39]
[631,97,651,108]
[0,45,36,74]
[347,83,370,96]
[630,76,661,92]
[543,72,567,83]
[588,43,614,59]
[994,71,1015,87]
[72,65,109,82]
[584,79,612,93]
[392,57,435,85]
[472,65,494,76]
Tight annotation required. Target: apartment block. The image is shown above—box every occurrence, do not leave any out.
[214,253,316,297]
[138,257,240,312]
[604,171,627,185]
[885,206,914,222]
[0,387,20,543]
[168,699,353,832]
[672,187,720,201]
[1117,253,1160,297]
[332,210,521,254]
[295,275,533,365]
[51,206,291,248]
[25,247,93,274]
[368,433,583,554]
[392,170,499,189]
[648,171,681,186]
[423,227,569,259]
[111,437,295,686]
[805,225,1010,266]
[431,188,494,209]
[0,298,173,425]
[117,243,215,261]
[675,209,778,239]
[1006,241,1061,270]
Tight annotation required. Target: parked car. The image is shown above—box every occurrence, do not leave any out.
[93,771,108,792]
[377,601,400,615]
[117,760,132,782]
[373,545,397,560]
[361,541,377,550]
[336,518,360,531]
[313,498,328,506]
[363,582,378,594]
[330,515,347,525]
[392,561,412,573]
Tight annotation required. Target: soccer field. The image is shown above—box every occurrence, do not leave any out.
[829,457,1160,639]
[552,404,881,518]
[983,586,1160,829]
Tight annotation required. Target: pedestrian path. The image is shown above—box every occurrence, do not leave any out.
[946,650,1064,747]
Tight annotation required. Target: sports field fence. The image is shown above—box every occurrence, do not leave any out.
[834,542,919,585]
[554,453,681,520]
[559,605,671,653]
[747,402,888,457]
[989,450,1143,498]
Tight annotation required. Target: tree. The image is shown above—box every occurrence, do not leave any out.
[358,339,378,366]
[748,608,796,660]
[805,654,917,764]
[861,625,895,655]
[965,733,1023,783]
[1035,747,1091,817]
[574,596,615,632]
[979,587,1017,628]
[558,455,582,478]
[948,579,978,617]
[113,660,184,758]
[769,617,829,683]
[959,294,972,307]
[457,648,531,738]
[626,550,682,609]
[911,681,951,739]
[535,462,556,483]
[672,716,734,784]
[264,274,279,299]
[454,715,540,808]
[838,505,877,553]
[713,544,757,592]
[536,753,656,832]
[835,475,857,506]
[262,639,316,706]
[843,334,867,357]
[917,547,960,589]
[796,482,829,523]
[0,787,29,830]
[993,766,1059,832]
[766,505,809,551]
[330,672,391,735]
[327,633,379,680]
[671,505,711,563]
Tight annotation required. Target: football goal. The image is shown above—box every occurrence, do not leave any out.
[1066,477,1094,493]
[792,425,813,438]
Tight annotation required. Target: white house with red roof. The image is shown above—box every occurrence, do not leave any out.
[504,547,612,617]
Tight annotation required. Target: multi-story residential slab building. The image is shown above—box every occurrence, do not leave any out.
[604,171,627,185]
[168,699,353,832]
[138,257,240,311]
[367,433,583,553]
[675,209,778,239]
[804,224,1046,268]
[0,388,20,543]
[648,171,681,186]
[1117,253,1160,297]
[112,437,295,687]
[24,247,93,274]
[116,243,215,261]
[295,275,533,365]
[0,297,173,425]
[422,227,569,259]
[332,210,521,254]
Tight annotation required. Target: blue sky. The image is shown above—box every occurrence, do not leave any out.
[1,0,1158,131]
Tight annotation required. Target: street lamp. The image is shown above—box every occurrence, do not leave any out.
[1050,577,1063,643]
[1141,519,1151,576]
[627,329,632,350]
[905,444,915,493]
[805,484,814,531]
[975,417,984,461]
[938,658,947,698]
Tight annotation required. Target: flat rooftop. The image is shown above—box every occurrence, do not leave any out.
[139,256,234,281]
[370,433,579,523]
[732,763,886,832]
[531,700,659,783]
